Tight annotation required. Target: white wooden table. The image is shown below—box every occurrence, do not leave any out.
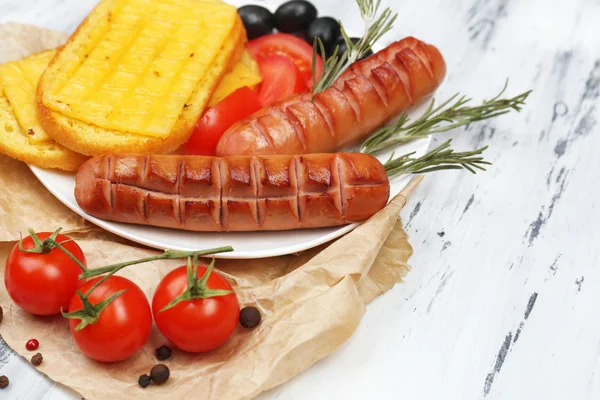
[1,0,599,398]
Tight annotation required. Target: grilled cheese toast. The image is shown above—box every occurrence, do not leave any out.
[37,0,246,156]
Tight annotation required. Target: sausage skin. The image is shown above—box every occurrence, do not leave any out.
[216,36,446,156]
[75,153,390,232]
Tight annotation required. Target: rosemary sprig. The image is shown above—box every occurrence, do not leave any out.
[361,81,532,154]
[384,139,491,178]
[312,0,397,96]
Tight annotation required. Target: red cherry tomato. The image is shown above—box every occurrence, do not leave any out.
[256,54,307,107]
[67,276,152,362]
[5,232,86,316]
[152,265,240,353]
[182,86,262,156]
[247,33,323,87]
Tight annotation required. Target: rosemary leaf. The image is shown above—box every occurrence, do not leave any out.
[361,82,532,154]
[384,139,491,178]
[312,0,396,97]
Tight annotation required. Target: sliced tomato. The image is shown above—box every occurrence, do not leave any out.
[256,54,306,107]
[247,33,323,88]
[182,86,262,156]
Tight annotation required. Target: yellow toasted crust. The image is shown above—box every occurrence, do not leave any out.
[0,89,88,171]
[37,14,246,157]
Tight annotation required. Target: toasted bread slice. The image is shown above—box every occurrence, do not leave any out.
[0,51,88,171]
[37,0,246,156]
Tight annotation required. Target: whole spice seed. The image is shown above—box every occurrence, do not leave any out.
[0,305,3,325]
[138,374,151,388]
[155,345,172,361]
[239,306,262,328]
[150,364,170,385]
[26,338,39,351]
[31,353,43,366]
[0,375,8,389]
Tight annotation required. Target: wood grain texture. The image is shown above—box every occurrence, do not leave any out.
[1,0,599,399]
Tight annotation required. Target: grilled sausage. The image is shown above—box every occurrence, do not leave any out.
[216,36,446,156]
[74,153,390,232]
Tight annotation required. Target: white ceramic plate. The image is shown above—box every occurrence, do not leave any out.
[28,1,432,259]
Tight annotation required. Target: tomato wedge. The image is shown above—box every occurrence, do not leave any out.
[256,54,306,107]
[182,86,262,156]
[247,33,323,87]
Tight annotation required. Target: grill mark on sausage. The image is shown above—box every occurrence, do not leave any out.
[336,154,345,221]
[414,42,435,79]
[105,155,114,210]
[216,158,224,231]
[394,51,414,104]
[252,118,276,152]
[141,191,148,220]
[140,155,149,186]
[339,81,361,122]
[312,98,336,141]
[173,158,184,225]
[282,105,308,150]
[367,66,390,106]
[101,181,360,201]
[295,156,305,223]
[251,157,261,228]
[176,158,184,194]
[293,155,301,222]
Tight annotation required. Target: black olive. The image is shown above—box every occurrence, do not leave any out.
[306,17,341,54]
[239,306,262,328]
[238,5,275,40]
[335,37,374,60]
[275,0,318,33]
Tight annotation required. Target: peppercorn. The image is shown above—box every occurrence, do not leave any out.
[155,345,172,361]
[0,305,3,325]
[239,306,261,328]
[0,375,8,389]
[138,374,151,388]
[150,364,170,385]
[26,338,39,351]
[31,353,43,366]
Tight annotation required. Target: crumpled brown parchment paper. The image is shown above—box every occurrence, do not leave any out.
[0,23,418,400]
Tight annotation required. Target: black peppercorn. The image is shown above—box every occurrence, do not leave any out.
[155,345,172,361]
[150,364,170,385]
[239,306,261,328]
[0,305,3,325]
[31,353,43,367]
[0,375,8,389]
[138,374,151,388]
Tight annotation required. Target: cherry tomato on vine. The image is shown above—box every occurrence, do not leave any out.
[4,232,86,316]
[67,276,152,363]
[152,264,240,353]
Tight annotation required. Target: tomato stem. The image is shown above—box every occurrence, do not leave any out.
[159,257,233,313]
[62,289,127,331]
[61,245,234,327]
[79,247,234,279]
[19,228,88,272]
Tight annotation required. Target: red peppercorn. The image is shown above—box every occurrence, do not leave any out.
[26,339,39,351]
